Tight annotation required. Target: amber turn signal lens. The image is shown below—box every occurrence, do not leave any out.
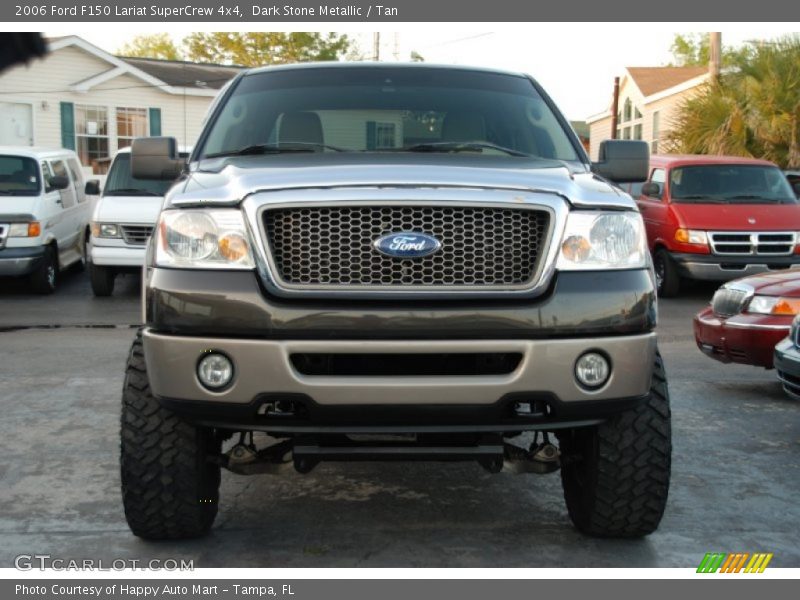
[772,298,800,315]
[674,229,689,243]
[218,233,249,262]
[28,222,41,237]
[561,235,592,263]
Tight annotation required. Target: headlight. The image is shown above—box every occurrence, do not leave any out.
[674,229,708,245]
[155,209,255,269]
[790,316,800,344]
[746,295,800,315]
[557,211,646,270]
[8,222,41,237]
[91,223,121,238]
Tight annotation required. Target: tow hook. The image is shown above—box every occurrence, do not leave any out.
[214,435,293,475]
[502,433,560,474]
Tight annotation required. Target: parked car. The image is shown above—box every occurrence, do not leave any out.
[119,63,671,541]
[0,146,97,293]
[694,270,800,368]
[88,146,188,296]
[630,155,800,297]
[774,315,800,399]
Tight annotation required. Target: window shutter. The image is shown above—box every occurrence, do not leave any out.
[60,102,75,150]
[366,121,376,150]
[149,108,162,136]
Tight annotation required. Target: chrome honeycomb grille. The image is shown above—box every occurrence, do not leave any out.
[262,205,551,288]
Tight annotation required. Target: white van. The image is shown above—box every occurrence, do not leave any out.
[89,146,188,296]
[0,146,97,294]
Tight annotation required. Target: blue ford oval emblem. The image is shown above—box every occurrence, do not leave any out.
[373,232,442,258]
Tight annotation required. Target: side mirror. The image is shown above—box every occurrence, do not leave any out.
[641,182,662,198]
[131,137,184,181]
[592,140,649,183]
[793,182,800,198]
[85,179,101,195]
[48,175,70,190]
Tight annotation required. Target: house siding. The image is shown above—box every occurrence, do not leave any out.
[589,117,613,161]
[588,73,708,160]
[0,44,218,167]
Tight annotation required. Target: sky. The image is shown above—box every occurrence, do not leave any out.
[49,24,798,121]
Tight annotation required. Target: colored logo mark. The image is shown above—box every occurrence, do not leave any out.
[697,552,773,573]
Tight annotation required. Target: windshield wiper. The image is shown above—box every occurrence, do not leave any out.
[105,188,162,196]
[205,142,348,158]
[726,194,778,203]
[673,195,727,203]
[396,141,530,157]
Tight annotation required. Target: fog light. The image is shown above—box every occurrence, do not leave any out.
[575,352,610,389]
[197,352,233,390]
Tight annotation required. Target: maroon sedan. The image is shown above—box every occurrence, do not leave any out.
[694,270,800,368]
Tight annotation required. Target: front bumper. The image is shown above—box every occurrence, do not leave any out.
[774,337,800,399]
[671,252,800,281]
[143,267,658,432]
[144,268,657,339]
[143,328,657,432]
[694,307,790,368]
[0,246,45,276]
[90,243,146,267]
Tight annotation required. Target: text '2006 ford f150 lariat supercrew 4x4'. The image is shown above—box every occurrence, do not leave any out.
[122,64,670,540]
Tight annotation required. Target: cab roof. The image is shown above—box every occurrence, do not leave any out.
[650,154,777,168]
[0,146,78,160]
[243,61,529,80]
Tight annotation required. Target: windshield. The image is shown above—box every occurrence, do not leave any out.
[198,67,582,162]
[670,165,797,204]
[0,155,40,196]
[104,153,183,196]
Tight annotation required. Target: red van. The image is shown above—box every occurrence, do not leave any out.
[628,155,800,296]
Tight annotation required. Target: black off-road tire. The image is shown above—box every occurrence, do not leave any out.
[120,332,221,540]
[558,351,671,538]
[90,263,115,297]
[653,248,680,298]
[28,245,57,294]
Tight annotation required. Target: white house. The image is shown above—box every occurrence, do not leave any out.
[586,66,710,161]
[0,36,241,172]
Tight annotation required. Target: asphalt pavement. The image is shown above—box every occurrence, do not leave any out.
[0,268,798,567]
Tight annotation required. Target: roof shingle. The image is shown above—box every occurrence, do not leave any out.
[118,56,241,89]
[626,66,708,97]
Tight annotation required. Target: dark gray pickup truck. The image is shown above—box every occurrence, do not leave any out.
[122,63,670,540]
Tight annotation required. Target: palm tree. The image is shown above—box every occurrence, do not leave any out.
[667,35,800,168]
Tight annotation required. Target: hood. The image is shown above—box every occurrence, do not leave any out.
[169,153,633,209]
[671,202,800,230]
[0,196,40,219]
[730,269,800,297]
[93,195,164,224]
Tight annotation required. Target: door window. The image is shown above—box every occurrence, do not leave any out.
[50,160,75,208]
[66,158,86,202]
[41,161,54,193]
[647,168,665,199]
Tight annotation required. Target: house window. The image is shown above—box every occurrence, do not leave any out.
[623,127,631,140]
[75,105,109,166]
[633,124,643,140]
[651,111,661,154]
[116,107,148,150]
[623,98,632,123]
[366,121,397,150]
